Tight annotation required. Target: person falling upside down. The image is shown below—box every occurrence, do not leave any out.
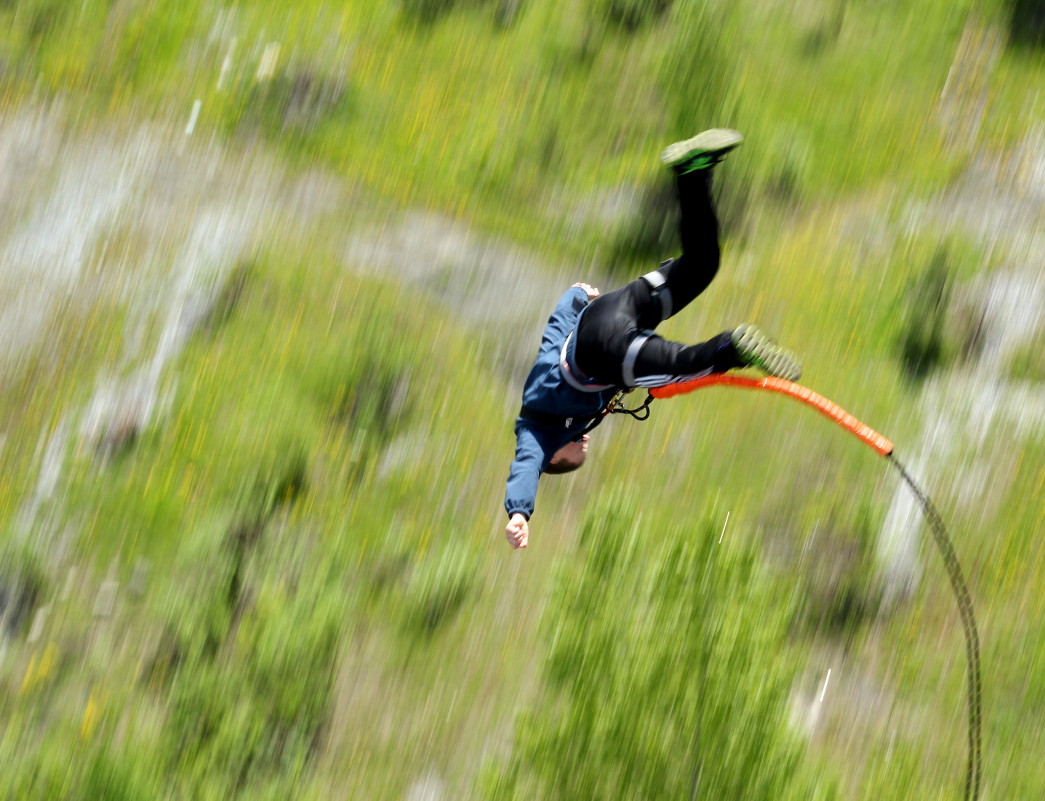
[503,129,802,550]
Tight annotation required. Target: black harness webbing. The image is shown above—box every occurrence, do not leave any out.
[608,391,655,421]
[519,391,656,440]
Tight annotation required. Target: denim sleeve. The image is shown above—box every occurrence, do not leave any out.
[504,424,549,519]
[537,287,588,359]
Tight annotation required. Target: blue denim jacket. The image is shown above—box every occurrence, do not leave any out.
[504,287,613,519]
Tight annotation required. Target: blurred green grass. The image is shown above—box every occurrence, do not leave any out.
[0,0,1042,798]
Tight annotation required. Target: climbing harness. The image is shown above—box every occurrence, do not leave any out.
[646,372,982,801]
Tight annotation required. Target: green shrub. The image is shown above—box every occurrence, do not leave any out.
[606,0,744,267]
[606,173,677,268]
[15,0,70,43]
[792,504,883,643]
[0,542,47,638]
[658,2,737,143]
[244,577,345,735]
[165,664,235,769]
[234,66,351,139]
[400,0,500,25]
[591,0,673,32]
[800,0,847,56]
[401,0,458,24]
[156,517,242,660]
[0,740,160,801]
[402,545,482,636]
[485,496,834,800]
[200,260,255,336]
[1008,0,1045,47]
[897,247,952,381]
[162,565,346,792]
[494,0,525,28]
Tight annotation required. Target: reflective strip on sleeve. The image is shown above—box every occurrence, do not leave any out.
[632,366,713,388]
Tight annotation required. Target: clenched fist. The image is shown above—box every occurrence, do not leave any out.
[505,513,529,549]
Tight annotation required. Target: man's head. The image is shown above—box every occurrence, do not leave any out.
[545,434,590,475]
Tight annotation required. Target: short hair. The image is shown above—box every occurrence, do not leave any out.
[544,456,584,475]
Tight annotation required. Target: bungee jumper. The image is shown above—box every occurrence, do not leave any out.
[503,129,801,550]
[500,132,982,797]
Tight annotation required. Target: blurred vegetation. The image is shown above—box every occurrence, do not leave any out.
[897,247,954,382]
[485,500,833,800]
[0,0,1042,799]
[1007,0,1045,47]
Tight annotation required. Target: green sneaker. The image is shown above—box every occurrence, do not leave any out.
[661,129,743,174]
[731,324,802,381]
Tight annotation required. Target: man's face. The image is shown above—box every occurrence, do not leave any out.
[549,434,589,472]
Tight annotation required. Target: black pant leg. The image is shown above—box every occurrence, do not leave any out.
[575,169,729,385]
[630,330,742,379]
[648,170,721,322]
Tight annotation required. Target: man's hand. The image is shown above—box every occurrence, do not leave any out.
[505,513,529,549]
[571,282,600,300]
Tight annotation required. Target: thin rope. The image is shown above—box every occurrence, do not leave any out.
[607,391,655,421]
[887,454,982,801]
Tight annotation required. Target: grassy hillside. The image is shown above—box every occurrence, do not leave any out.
[1,0,1043,798]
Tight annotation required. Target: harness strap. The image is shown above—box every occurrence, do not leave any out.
[621,333,652,387]
[642,265,673,321]
[641,268,667,289]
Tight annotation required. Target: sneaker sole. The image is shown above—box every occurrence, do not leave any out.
[731,324,802,382]
[661,129,744,169]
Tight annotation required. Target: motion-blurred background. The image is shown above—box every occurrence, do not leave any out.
[0,1,1042,798]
